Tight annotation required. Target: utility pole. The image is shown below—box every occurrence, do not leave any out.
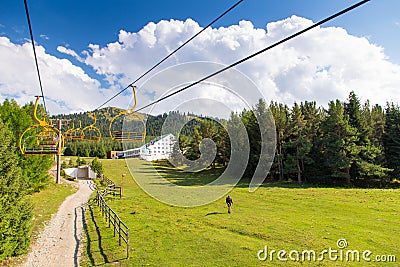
[56,119,62,184]
[52,118,69,184]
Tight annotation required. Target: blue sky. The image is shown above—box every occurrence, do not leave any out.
[0,0,399,114]
[2,0,398,62]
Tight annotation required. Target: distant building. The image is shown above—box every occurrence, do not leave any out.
[117,134,176,161]
[141,134,176,161]
[63,165,96,179]
[107,150,123,159]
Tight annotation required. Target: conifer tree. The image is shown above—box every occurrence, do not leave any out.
[284,103,311,183]
[320,100,359,185]
[345,92,389,184]
[0,121,33,261]
[269,102,290,180]
[383,103,400,178]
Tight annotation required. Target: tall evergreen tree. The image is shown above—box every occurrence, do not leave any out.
[241,109,261,178]
[300,101,322,183]
[383,103,400,178]
[320,100,359,185]
[269,102,290,181]
[345,92,389,184]
[284,103,311,183]
[214,122,230,167]
[370,104,385,150]
[0,120,33,261]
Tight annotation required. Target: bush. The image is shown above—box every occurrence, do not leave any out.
[91,157,104,177]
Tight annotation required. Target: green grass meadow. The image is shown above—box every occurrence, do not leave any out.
[81,158,400,266]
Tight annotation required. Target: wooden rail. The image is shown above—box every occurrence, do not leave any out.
[95,191,130,258]
[100,174,115,187]
[89,164,130,258]
[101,184,122,198]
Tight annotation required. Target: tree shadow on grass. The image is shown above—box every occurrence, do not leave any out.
[85,204,109,265]
[137,161,357,190]
[139,163,312,189]
[82,204,128,266]
[139,162,225,186]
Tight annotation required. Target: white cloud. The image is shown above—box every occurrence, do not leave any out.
[0,37,123,114]
[81,16,400,111]
[40,34,49,40]
[1,16,399,116]
[57,46,84,62]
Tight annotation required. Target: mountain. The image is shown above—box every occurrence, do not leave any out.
[51,108,207,139]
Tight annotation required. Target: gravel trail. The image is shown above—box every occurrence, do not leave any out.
[22,179,95,267]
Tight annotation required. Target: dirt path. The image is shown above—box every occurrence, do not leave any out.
[22,179,95,267]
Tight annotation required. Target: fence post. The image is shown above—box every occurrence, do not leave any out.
[107,206,110,226]
[108,208,110,227]
[91,175,130,259]
[100,196,103,216]
[101,197,103,216]
[113,213,116,237]
[119,219,122,246]
[127,228,130,258]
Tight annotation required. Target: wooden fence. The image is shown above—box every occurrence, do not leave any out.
[94,191,130,258]
[99,174,115,187]
[101,184,122,198]
[89,164,130,258]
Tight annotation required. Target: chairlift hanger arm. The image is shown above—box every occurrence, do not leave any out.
[118,85,137,116]
[109,85,138,138]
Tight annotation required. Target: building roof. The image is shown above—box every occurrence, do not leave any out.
[150,133,175,143]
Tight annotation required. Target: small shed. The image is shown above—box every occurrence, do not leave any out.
[63,165,96,179]
[107,151,123,159]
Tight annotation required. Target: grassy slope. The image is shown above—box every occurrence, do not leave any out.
[81,159,400,267]
[29,181,77,239]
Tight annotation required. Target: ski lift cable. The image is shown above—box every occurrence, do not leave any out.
[95,0,244,110]
[133,0,371,113]
[24,0,48,112]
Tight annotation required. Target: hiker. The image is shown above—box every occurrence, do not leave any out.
[226,195,233,214]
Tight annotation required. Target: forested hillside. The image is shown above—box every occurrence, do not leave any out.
[51,108,201,138]
[53,108,205,157]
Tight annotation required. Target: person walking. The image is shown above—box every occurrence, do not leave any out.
[226,195,233,214]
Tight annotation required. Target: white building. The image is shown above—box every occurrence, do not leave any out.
[120,134,176,161]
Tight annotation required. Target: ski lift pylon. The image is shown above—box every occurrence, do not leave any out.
[19,96,64,155]
[109,85,146,143]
